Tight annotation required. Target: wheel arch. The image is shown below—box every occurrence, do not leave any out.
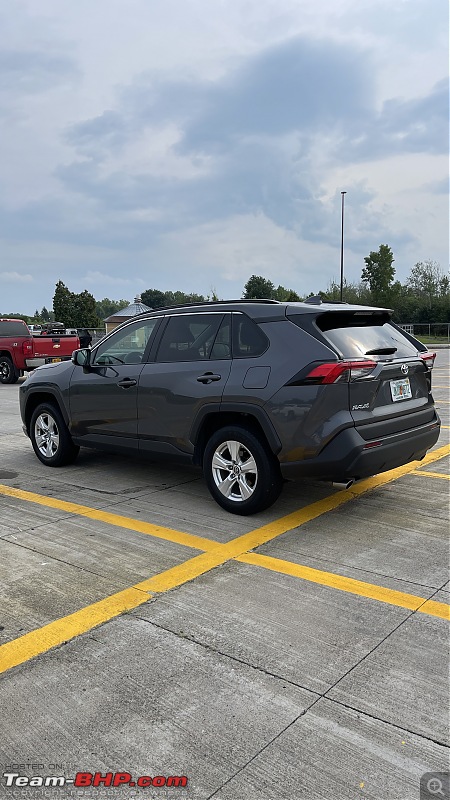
[191,404,281,466]
[24,390,69,435]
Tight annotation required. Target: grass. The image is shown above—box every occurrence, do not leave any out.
[416,335,450,344]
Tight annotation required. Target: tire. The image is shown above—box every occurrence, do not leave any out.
[0,356,19,384]
[203,425,282,515]
[30,403,80,467]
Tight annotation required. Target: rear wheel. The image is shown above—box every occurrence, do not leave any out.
[0,356,19,384]
[203,425,282,515]
[30,403,79,466]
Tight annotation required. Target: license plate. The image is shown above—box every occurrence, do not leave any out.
[390,377,412,402]
[50,357,62,363]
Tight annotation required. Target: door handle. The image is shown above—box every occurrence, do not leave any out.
[117,378,137,388]
[197,372,221,384]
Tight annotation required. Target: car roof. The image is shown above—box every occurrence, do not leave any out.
[127,299,391,322]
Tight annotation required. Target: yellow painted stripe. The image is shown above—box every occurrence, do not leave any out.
[133,442,449,592]
[441,425,450,429]
[0,484,217,553]
[0,442,449,674]
[236,552,450,620]
[435,400,450,404]
[419,600,450,620]
[412,470,449,480]
[0,586,150,674]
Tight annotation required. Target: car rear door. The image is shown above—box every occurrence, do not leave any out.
[138,312,232,457]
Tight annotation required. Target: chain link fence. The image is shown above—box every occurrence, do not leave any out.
[399,323,450,343]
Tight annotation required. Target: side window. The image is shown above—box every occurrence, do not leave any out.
[156,314,225,362]
[233,315,269,358]
[93,319,158,366]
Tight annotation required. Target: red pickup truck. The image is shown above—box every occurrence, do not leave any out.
[0,319,80,384]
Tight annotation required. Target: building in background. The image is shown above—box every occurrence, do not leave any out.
[104,295,153,334]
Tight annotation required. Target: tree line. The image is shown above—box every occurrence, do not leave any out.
[1,246,448,327]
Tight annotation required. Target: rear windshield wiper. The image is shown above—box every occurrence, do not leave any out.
[365,347,397,355]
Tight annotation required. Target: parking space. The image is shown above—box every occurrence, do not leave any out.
[0,351,449,799]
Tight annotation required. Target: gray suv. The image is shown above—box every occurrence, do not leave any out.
[19,299,440,514]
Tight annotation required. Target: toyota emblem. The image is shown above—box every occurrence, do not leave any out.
[401,364,409,375]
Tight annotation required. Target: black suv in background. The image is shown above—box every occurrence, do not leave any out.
[19,300,440,514]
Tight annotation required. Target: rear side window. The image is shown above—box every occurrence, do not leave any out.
[315,312,420,358]
[0,320,29,336]
[156,314,226,362]
[232,315,269,358]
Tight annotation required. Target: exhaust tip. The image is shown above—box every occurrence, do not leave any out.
[332,479,355,490]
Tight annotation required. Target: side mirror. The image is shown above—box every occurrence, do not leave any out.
[72,348,91,368]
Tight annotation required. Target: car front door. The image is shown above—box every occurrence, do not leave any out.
[138,313,232,457]
[69,318,160,449]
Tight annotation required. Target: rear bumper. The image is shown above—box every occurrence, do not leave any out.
[279,417,441,481]
[25,358,45,368]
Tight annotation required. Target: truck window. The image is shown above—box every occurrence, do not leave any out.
[0,321,30,337]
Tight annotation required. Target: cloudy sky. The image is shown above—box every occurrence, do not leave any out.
[0,0,448,314]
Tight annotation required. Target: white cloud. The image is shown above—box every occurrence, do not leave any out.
[0,271,33,283]
[82,271,145,287]
[0,0,447,312]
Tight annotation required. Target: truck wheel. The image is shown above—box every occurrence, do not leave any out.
[30,403,80,466]
[0,356,19,384]
[203,425,283,515]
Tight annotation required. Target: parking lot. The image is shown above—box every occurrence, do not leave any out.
[0,351,449,800]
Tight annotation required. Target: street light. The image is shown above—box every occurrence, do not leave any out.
[340,191,347,301]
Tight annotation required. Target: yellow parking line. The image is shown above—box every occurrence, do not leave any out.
[0,485,217,553]
[0,586,151,674]
[412,470,449,480]
[236,553,450,620]
[0,442,449,675]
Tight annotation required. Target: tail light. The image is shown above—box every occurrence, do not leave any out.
[303,360,377,384]
[419,352,436,370]
[22,339,33,355]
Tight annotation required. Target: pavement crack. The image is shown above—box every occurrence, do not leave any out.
[131,614,321,697]
[319,696,450,748]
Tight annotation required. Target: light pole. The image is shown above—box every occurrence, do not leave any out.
[340,191,347,301]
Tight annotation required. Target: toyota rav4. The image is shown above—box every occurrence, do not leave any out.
[19,299,440,514]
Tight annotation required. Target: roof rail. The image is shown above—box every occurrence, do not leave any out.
[133,298,281,315]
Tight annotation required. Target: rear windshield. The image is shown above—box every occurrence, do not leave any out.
[315,312,420,359]
[0,320,29,337]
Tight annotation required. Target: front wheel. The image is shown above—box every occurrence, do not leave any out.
[203,426,282,515]
[0,356,19,384]
[30,403,80,466]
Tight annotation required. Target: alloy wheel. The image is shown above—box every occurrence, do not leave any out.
[34,413,60,459]
[211,439,258,502]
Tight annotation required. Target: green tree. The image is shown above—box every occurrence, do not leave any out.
[53,281,75,325]
[273,285,301,301]
[72,290,100,327]
[243,275,275,299]
[164,290,206,306]
[407,261,448,308]
[206,286,220,301]
[141,289,166,309]
[95,298,130,320]
[323,279,372,304]
[53,282,100,327]
[361,245,396,302]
